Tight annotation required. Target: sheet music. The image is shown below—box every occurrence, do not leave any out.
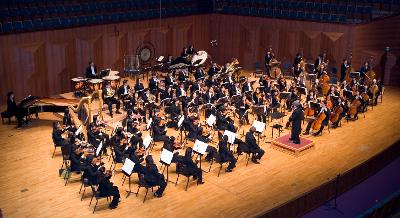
[193,140,208,155]
[146,118,152,130]
[143,134,152,149]
[160,149,174,165]
[223,130,236,144]
[75,125,83,136]
[206,114,216,126]
[178,115,185,128]
[252,120,266,133]
[121,158,135,176]
[157,56,164,62]
[96,142,103,157]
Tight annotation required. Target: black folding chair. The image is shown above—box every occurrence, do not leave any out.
[89,185,110,214]
[135,173,157,203]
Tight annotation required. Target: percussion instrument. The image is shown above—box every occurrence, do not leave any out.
[102,75,120,89]
[71,77,87,93]
[109,70,120,77]
[88,79,103,93]
[191,51,208,67]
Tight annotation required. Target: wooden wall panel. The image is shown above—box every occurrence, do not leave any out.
[0,14,398,105]
[353,15,400,86]
[0,15,211,105]
[210,14,353,74]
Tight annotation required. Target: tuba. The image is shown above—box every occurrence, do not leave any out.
[224,58,240,75]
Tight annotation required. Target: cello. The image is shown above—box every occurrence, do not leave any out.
[311,109,326,133]
[347,97,361,119]
[330,104,343,124]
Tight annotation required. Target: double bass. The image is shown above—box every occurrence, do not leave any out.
[319,72,330,96]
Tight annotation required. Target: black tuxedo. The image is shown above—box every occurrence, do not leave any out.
[245,131,264,160]
[85,65,97,78]
[289,107,304,143]
[98,174,120,207]
[218,141,236,170]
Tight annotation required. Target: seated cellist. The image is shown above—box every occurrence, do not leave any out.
[303,100,330,136]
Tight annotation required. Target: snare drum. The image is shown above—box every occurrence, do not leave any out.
[102,75,120,89]
[71,77,87,92]
[88,79,103,92]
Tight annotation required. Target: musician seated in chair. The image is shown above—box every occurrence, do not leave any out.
[103,84,121,118]
[152,118,169,143]
[236,95,250,125]
[117,79,130,99]
[52,121,69,147]
[136,155,168,198]
[303,101,330,136]
[98,169,120,209]
[218,135,237,172]
[6,91,24,128]
[85,61,97,79]
[245,127,265,164]
[178,147,204,184]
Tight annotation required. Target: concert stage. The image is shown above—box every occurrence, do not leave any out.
[0,85,399,218]
[272,134,314,155]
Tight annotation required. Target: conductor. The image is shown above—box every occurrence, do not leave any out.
[289,100,304,144]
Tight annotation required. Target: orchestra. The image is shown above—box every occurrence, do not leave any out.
[33,44,386,210]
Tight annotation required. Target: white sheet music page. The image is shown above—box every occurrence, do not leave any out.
[206,114,216,126]
[143,134,153,149]
[122,158,135,175]
[178,115,185,128]
[96,142,103,156]
[252,120,266,133]
[223,130,236,144]
[193,140,208,155]
[160,149,174,165]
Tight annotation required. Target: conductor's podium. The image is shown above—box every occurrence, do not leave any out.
[271,134,314,156]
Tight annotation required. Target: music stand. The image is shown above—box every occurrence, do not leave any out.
[216,96,229,106]
[279,92,291,113]
[143,134,153,151]
[159,149,174,183]
[230,95,242,104]
[269,111,285,140]
[343,90,352,99]
[193,140,208,172]
[178,115,185,144]
[350,72,360,79]
[122,158,136,197]
[307,73,317,85]
[95,142,103,159]
[223,130,237,152]
[252,120,266,144]
[206,114,216,127]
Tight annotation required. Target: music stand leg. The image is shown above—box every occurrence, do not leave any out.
[125,176,135,198]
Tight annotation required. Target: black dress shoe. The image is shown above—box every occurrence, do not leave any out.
[197,181,205,185]
[293,141,300,144]
[116,110,122,114]
[289,137,293,141]
[110,114,113,118]
[251,159,260,164]
[154,192,162,198]
[225,169,233,173]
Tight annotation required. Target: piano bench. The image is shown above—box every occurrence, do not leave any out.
[1,111,14,124]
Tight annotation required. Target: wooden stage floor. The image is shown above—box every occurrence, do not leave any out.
[0,87,399,218]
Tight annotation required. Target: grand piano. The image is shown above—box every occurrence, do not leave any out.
[18,95,80,121]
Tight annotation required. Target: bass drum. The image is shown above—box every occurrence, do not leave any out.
[191,51,208,67]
